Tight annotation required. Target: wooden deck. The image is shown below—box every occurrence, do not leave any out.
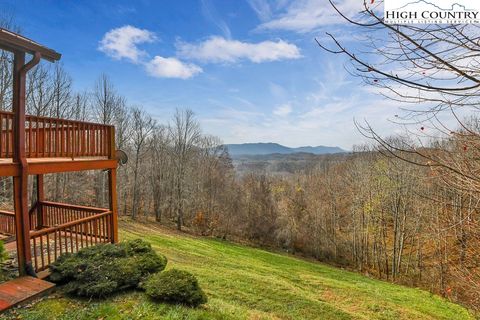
[0,276,54,312]
[0,29,119,277]
[0,156,117,176]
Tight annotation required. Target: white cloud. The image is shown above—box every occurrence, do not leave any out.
[176,36,301,63]
[257,0,367,33]
[273,104,292,116]
[99,25,156,63]
[145,56,202,79]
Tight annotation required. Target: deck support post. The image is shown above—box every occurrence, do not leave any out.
[108,168,118,243]
[36,175,44,228]
[12,51,32,276]
[108,126,118,243]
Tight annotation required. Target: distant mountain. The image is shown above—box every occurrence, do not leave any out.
[225,143,345,156]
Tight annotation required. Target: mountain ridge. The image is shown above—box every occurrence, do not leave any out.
[225,142,346,156]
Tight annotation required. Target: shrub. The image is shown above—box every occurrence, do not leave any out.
[0,241,7,264]
[49,239,167,298]
[143,269,207,307]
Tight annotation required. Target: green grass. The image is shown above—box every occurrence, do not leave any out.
[6,221,474,320]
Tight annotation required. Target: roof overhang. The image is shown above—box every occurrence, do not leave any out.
[0,28,61,62]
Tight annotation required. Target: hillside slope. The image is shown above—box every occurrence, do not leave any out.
[12,221,473,320]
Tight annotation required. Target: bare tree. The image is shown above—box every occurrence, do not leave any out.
[91,73,121,125]
[49,63,73,119]
[131,106,154,219]
[169,109,201,230]
[26,64,52,116]
[90,74,125,207]
[149,125,170,222]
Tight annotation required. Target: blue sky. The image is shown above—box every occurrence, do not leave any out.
[1,0,403,149]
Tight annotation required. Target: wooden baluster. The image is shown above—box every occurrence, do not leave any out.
[55,120,59,157]
[35,117,39,157]
[80,223,84,248]
[66,122,70,157]
[70,226,74,253]
[46,233,51,265]
[41,118,45,157]
[73,122,76,157]
[5,115,9,157]
[102,215,107,241]
[40,235,44,271]
[33,237,38,271]
[89,220,93,246]
[28,117,32,157]
[75,224,79,252]
[48,118,51,157]
[59,228,63,255]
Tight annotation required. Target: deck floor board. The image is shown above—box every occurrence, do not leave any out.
[0,276,54,312]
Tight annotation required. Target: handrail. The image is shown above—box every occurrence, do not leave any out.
[39,201,108,213]
[30,211,111,237]
[0,210,14,217]
[0,110,114,128]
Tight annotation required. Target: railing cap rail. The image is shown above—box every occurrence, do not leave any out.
[30,210,112,237]
[40,201,109,213]
[0,110,114,128]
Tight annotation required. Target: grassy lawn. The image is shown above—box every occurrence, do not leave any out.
[6,221,474,320]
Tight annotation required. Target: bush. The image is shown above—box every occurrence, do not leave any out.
[49,239,167,298]
[143,269,207,307]
[0,241,7,264]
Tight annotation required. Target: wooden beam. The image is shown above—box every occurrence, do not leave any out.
[27,159,117,175]
[0,159,117,176]
[0,163,20,176]
[0,28,61,62]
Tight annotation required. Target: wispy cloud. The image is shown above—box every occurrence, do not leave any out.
[273,103,292,116]
[200,0,231,38]
[145,56,202,79]
[98,25,156,63]
[257,0,365,33]
[176,36,301,63]
[247,0,272,21]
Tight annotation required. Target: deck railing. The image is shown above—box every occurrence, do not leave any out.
[30,210,112,272]
[39,201,108,226]
[0,201,112,272]
[0,110,113,158]
[0,207,39,236]
[0,210,15,235]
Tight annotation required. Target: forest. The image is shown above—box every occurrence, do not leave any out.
[1,5,480,312]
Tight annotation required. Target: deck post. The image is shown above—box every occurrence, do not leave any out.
[108,126,118,243]
[12,51,32,276]
[108,169,118,243]
[36,175,44,228]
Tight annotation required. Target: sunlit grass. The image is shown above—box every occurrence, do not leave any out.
[8,221,474,320]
